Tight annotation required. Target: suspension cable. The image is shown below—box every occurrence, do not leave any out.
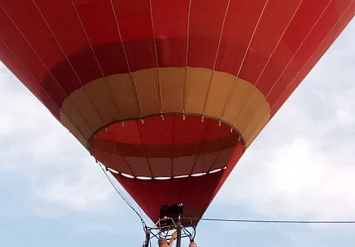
[98,162,147,227]
[195,218,355,224]
[98,163,355,227]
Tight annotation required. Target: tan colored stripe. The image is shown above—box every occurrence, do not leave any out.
[160,67,185,113]
[60,111,88,147]
[204,71,236,117]
[106,74,141,119]
[185,68,213,114]
[60,67,270,148]
[133,69,160,116]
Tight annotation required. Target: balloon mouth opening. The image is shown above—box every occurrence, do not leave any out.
[104,166,228,180]
[90,114,242,179]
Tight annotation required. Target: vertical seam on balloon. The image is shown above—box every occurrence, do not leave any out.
[212,0,231,71]
[35,0,119,148]
[206,136,227,173]
[136,120,154,178]
[228,0,286,141]
[185,0,192,68]
[0,3,94,147]
[0,4,68,96]
[221,0,303,142]
[270,0,354,113]
[202,0,231,116]
[171,116,176,177]
[130,74,143,118]
[145,158,154,179]
[69,0,122,134]
[110,0,143,118]
[207,133,237,173]
[0,42,89,147]
[265,0,333,99]
[149,0,163,114]
[201,70,214,116]
[31,0,83,87]
[189,118,210,176]
[115,138,135,176]
[63,0,125,123]
[0,39,78,132]
[68,0,123,144]
[230,84,255,133]
[183,0,192,113]
[69,0,105,77]
[220,0,269,132]
[242,104,268,144]
[110,0,131,72]
[31,0,118,138]
[119,146,138,178]
[236,0,269,77]
[0,41,89,148]
[105,125,136,177]
[254,0,304,87]
[106,151,136,177]
[219,77,239,120]
[0,42,44,101]
[122,156,136,177]
[183,68,189,114]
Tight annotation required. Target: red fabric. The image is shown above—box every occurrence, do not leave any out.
[95,115,233,145]
[271,1,355,115]
[91,115,240,178]
[0,0,353,225]
[114,141,244,226]
[1,0,352,118]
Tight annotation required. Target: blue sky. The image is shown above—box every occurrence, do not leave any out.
[0,19,354,247]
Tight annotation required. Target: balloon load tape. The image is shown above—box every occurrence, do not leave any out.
[159,203,183,227]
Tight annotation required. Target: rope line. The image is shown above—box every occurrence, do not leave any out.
[196,218,355,224]
[98,163,355,227]
[98,163,146,227]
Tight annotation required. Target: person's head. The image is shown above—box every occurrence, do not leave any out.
[158,238,168,247]
[189,242,197,247]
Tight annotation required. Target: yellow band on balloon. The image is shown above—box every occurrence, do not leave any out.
[60,67,270,148]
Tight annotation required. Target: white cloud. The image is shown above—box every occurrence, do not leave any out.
[0,64,123,217]
[0,69,68,171]
[229,137,355,219]
[31,162,115,212]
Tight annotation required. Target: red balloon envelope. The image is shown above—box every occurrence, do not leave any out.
[0,0,353,226]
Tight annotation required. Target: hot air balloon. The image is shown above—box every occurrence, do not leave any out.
[0,0,354,245]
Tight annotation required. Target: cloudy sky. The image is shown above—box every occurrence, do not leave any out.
[0,18,354,247]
